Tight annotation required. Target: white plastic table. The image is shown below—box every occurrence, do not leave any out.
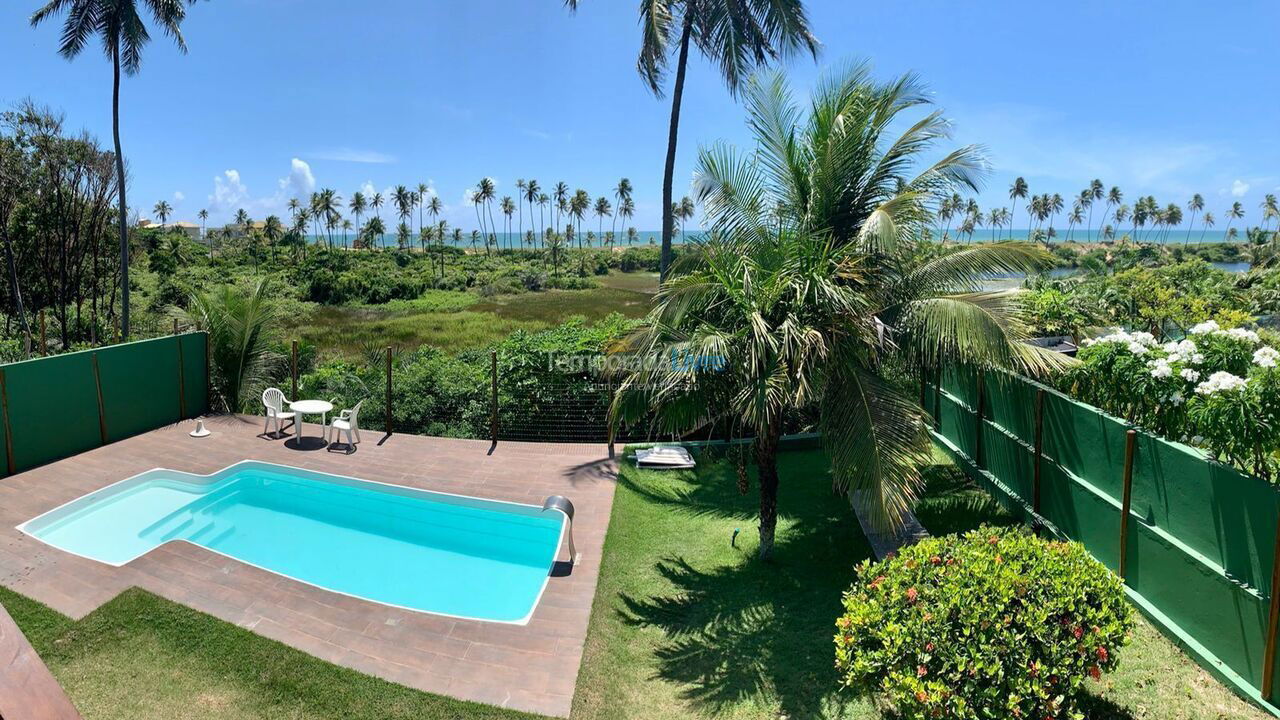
[288,399,334,444]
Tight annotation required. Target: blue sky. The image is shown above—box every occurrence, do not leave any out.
[2,0,1276,230]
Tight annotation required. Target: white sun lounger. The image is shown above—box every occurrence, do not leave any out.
[633,445,696,469]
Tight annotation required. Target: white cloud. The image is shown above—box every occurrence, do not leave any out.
[172,191,185,203]
[1231,179,1250,197]
[307,148,396,164]
[278,158,316,200]
[208,169,248,213]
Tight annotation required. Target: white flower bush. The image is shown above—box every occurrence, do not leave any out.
[1069,322,1280,479]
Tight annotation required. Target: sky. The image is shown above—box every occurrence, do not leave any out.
[1,0,1277,231]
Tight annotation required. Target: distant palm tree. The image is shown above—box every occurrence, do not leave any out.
[1113,204,1130,243]
[416,183,428,236]
[475,177,497,247]
[524,179,542,248]
[1185,193,1204,247]
[1066,201,1083,242]
[1097,186,1121,241]
[393,185,413,244]
[570,190,590,249]
[553,182,569,234]
[32,0,200,340]
[619,197,635,241]
[197,208,209,256]
[1009,177,1028,239]
[1046,193,1064,234]
[349,192,367,249]
[501,196,516,250]
[579,0,819,281]
[1085,179,1103,240]
[262,214,283,260]
[627,226,638,245]
[515,179,527,247]
[342,219,353,250]
[538,193,550,244]
[234,208,250,235]
[677,196,695,242]
[1199,212,1215,244]
[363,215,385,250]
[396,222,411,250]
[427,195,442,247]
[153,200,172,225]
[612,177,632,245]
[371,192,384,222]
[1224,201,1245,242]
[594,196,612,246]
[1263,194,1279,231]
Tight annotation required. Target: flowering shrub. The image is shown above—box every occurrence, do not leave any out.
[1067,321,1280,479]
[835,528,1133,720]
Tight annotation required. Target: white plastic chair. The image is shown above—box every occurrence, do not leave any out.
[327,399,364,451]
[261,388,296,439]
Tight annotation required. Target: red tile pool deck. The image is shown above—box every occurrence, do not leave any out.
[0,415,619,717]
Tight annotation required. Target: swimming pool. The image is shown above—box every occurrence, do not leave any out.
[17,461,566,624]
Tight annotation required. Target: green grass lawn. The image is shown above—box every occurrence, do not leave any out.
[0,586,536,720]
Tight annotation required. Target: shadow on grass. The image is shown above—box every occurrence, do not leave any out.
[613,450,871,719]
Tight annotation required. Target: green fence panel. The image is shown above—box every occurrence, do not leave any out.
[982,370,1039,441]
[177,333,208,418]
[981,424,1035,500]
[3,352,101,473]
[942,365,978,407]
[938,392,977,460]
[1129,433,1280,593]
[1040,462,1122,571]
[98,337,183,442]
[1041,391,1130,500]
[1125,520,1270,689]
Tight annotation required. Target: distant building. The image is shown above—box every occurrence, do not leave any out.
[136,219,203,243]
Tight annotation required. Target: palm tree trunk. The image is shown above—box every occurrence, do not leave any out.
[111,44,130,341]
[755,416,782,560]
[659,15,693,282]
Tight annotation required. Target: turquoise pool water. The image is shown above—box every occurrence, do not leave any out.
[18,461,565,623]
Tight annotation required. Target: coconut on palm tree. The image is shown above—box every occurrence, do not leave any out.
[32,0,201,340]
[570,0,819,281]
[610,64,1064,557]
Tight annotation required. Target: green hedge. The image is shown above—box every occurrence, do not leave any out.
[0,334,207,475]
[929,366,1280,711]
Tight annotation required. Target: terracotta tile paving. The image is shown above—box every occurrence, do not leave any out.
[0,414,618,718]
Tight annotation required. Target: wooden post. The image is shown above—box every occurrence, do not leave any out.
[38,310,46,356]
[975,368,986,467]
[176,336,187,420]
[290,340,299,401]
[173,317,179,335]
[1033,388,1045,519]
[489,350,498,444]
[1263,518,1280,699]
[385,346,393,435]
[91,354,108,445]
[1118,429,1137,580]
[0,369,14,476]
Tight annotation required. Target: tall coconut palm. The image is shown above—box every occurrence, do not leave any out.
[553,182,569,234]
[1097,186,1121,242]
[262,214,283,261]
[594,196,612,245]
[612,177,632,244]
[371,191,384,222]
[1199,211,1215,244]
[1066,201,1083,242]
[342,219,353,250]
[197,208,209,256]
[1008,177,1028,240]
[538,193,551,243]
[153,199,172,225]
[1046,193,1064,235]
[393,185,412,245]
[1085,179,1103,240]
[627,226,639,245]
[571,0,819,281]
[524,179,541,248]
[678,196,695,242]
[349,192,367,249]
[612,65,1061,555]
[1224,201,1245,242]
[1075,190,1091,241]
[620,196,635,240]
[32,0,200,340]
[1113,204,1130,243]
[416,183,428,236]
[514,179,527,249]
[501,196,516,250]
[426,195,442,248]
[569,189,590,249]
[1185,193,1204,247]
[475,177,497,247]
[1263,194,1279,231]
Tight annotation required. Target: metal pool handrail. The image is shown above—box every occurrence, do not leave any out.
[543,495,580,565]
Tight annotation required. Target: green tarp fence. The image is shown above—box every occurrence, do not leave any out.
[929,365,1280,714]
[0,333,207,476]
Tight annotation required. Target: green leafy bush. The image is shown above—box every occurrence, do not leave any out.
[835,527,1133,720]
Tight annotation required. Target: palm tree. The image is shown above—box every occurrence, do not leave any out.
[234,208,250,235]
[677,196,695,242]
[627,226,639,245]
[427,195,442,248]
[349,192,367,249]
[538,193,551,245]
[1008,177,1028,240]
[612,178,632,245]
[1263,194,1279,231]
[1199,211,1215,244]
[569,190,590,249]
[594,196,612,246]
[262,214,283,260]
[1185,193,1204,247]
[153,199,172,225]
[523,180,541,247]
[584,0,819,281]
[1046,193,1064,236]
[186,279,280,412]
[416,183,428,236]
[1097,186,1121,242]
[362,216,385,250]
[32,0,200,340]
[1066,201,1083,242]
[1224,201,1245,242]
[197,208,209,257]
[393,185,413,244]
[1085,179,1103,241]
[1113,204,1130,243]
[612,65,1060,556]
[342,219,353,250]
[515,179,527,247]
[371,191,384,222]
[501,196,516,251]
[552,182,569,234]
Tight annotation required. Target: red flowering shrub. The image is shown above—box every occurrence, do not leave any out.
[834,527,1132,719]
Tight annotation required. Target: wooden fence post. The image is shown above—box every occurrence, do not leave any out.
[0,369,15,476]
[291,340,299,402]
[975,368,986,467]
[385,346,393,436]
[1033,388,1045,521]
[1263,519,1280,700]
[173,318,179,335]
[91,354,108,445]
[1118,429,1137,580]
[489,350,498,445]
[38,310,46,356]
